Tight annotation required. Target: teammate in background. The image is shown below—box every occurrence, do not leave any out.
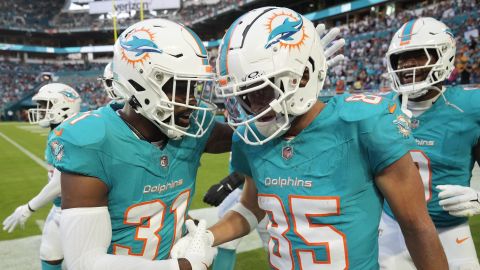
[101,62,127,102]
[49,19,231,270]
[173,7,447,269]
[379,17,480,269]
[2,83,81,270]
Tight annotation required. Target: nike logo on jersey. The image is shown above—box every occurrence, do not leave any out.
[388,103,397,114]
[456,237,469,244]
[54,128,64,137]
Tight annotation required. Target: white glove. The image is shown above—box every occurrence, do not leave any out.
[316,24,345,68]
[177,219,216,270]
[2,204,34,233]
[437,185,480,217]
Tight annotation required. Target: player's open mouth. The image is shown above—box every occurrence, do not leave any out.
[258,112,276,122]
[401,70,427,84]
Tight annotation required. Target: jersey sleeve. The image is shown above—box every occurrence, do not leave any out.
[359,109,415,175]
[47,112,110,188]
[230,132,252,177]
[45,131,54,165]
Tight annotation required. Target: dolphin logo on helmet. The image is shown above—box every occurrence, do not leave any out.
[120,35,163,57]
[265,14,303,49]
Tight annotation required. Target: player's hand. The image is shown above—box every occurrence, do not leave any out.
[203,172,244,207]
[2,204,34,233]
[316,24,345,68]
[437,185,480,217]
[171,219,215,258]
[180,219,216,270]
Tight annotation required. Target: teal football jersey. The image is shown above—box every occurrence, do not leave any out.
[231,94,414,270]
[384,85,480,227]
[45,130,61,207]
[48,103,214,260]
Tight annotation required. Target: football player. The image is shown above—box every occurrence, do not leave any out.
[2,83,81,270]
[101,62,127,102]
[379,17,480,269]
[48,19,230,270]
[172,7,448,270]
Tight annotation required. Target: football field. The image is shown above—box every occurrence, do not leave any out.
[0,122,479,269]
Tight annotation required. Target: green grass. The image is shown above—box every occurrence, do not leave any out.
[0,122,269,270]
[0,121,479,269]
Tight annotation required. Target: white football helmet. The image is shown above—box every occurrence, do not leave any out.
[215,7,327,145]
[112,18,216,140]
[386,17,456,99]
[101,62,126,101]
[28,83,81,128]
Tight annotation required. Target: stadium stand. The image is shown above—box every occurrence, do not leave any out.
[324,0,480,93]
[0,0,479,120]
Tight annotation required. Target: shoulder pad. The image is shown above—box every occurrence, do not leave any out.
[336,93,394,122]
[446,85,480,116]
[53,109,107,148]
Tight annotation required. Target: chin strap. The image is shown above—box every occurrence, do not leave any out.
[397,85,464,117]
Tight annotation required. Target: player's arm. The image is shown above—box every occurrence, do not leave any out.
[436,141,480,217]
[60,172,197,270]
[172,175,264,256]
[204,122,233,153]
[376,154,448,270]
[3,168,62,232]
[208,176,265,246]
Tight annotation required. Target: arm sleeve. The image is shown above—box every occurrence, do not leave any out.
[28,168,61,211]
[360,112,415,175]
[61,207,181,270]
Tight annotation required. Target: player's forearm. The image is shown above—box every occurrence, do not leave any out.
[62,207,187,270]
[29,168,61,210]
[401,220,448,270]
[209,210,251,246]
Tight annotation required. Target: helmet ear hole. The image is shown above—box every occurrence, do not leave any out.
[128,80,146,92]
[299,67,310,88]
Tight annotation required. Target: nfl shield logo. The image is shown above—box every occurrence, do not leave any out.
[411,119,420,129]
[282,146,294,160]
[160,155,168,167]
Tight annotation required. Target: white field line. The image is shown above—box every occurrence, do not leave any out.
[0,131,48,170]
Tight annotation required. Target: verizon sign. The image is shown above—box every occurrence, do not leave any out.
[89,0,181,14]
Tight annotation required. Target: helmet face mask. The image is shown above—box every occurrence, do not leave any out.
[28,83,81,128]
[215,7,326,145]
[112,19,216,140]
[386,17,456,99]
[387,46,446,98]
[101,62,127,101]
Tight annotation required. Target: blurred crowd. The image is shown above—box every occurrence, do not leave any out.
[0,0,241,31]
[0,0,63,31]
[0,62,106,111]
[326,0,480,93]
[1,0,480,120]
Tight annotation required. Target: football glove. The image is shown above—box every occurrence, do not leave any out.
[316,23,345,68]
[2,204,34,233]
[203,172,245,207]
[172,219,216,270]
[437,185,480,217]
